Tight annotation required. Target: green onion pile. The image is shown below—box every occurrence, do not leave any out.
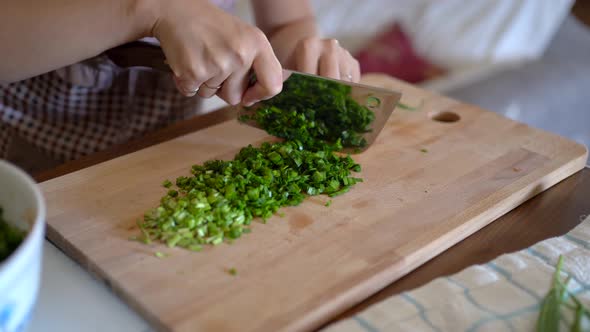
[138,141,362,250]
[137,73,373,251]
[240,73,375,150]
[0,207,26,262]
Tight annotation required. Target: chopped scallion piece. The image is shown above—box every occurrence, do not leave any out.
[154,251,167,258]
[536,255,590,331]
[397,102,419,111]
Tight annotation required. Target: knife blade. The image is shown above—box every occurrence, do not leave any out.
[106,41,402,152]
[236,69,401,152]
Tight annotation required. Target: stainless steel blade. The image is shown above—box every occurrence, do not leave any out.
[236,70,402,153]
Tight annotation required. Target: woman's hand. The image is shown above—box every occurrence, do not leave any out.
[151,0,283,105]
[287,35,361,82]
[251,1,360,83]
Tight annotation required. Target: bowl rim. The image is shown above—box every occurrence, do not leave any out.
[0,160,46,271]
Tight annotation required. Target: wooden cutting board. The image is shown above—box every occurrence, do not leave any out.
[41,75,588,332]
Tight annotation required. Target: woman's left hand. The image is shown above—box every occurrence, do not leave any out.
[288,36,361,82]
[252,0,360,82]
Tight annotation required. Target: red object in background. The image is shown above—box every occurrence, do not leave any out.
[355,23,446,84]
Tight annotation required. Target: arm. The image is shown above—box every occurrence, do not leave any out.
[0,0,282,106]
[0,0,152,83]
[250,0,317,66]
[251,0,360,82]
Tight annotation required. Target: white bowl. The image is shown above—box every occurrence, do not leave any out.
[0,161,46,332]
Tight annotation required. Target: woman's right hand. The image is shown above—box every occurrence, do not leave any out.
[150,0,283,106]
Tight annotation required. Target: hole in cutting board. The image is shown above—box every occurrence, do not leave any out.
[430,111,460,123]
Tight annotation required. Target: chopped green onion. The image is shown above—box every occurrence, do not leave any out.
[154,251,167,258]
[240,73,375,150]
[536,255,590,331]
[0,207,26,262]
[137,141,362,250]
[397,102,419,111]
[228,268,237,276]
[366,96,381,108]
[138,73,370,253]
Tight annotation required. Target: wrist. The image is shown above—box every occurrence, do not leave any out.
[126,0,161,39]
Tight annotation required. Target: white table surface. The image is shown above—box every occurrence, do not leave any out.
[28,240,151,332]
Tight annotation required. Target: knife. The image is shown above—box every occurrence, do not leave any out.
[106,41,402,152]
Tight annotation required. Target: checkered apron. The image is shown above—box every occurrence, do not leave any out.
[0,59,203,164]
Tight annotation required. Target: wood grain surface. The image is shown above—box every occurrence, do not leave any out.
[39,75,588,332]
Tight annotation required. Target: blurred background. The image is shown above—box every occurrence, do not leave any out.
[231,0,590,150]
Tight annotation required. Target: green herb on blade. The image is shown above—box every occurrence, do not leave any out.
[241,73,375,150]
[138,141,362,250]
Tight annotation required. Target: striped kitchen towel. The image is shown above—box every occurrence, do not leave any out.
[323,215,590,332]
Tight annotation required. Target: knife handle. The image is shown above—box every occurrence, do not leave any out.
[105,41,172,73]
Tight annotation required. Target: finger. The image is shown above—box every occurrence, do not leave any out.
[242,45,283,106]
[351,57,361,83]
[338,49,352,82]
[170,49,210,97]
[173,75,203,97]
[197,75,227,99]
[318,39,340,79]
[339,49,361,82]
[197,56,232,98]
[217,68,249,106]
[294,38,319,74]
